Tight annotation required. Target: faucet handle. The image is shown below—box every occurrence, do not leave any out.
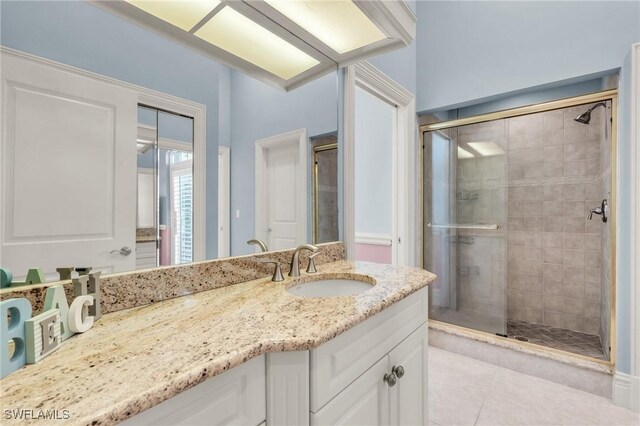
[306,252,319,274]
[260,259,284,282]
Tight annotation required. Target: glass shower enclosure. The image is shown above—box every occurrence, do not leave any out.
[423,120,508,336]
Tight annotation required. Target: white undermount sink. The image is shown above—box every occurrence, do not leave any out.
[287,279,374,298]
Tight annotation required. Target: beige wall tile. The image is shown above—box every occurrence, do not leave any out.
[543,232,564,248]
[544,129,564,146]
[542,199,564,218]
[563,314,585,332]
[507,230,525,245]
[544,310,564,328]
[585,250,601,268]
[544,161,564,177]
[564,143,586,161]
[543,110,564,131]
[525,216,543,232]
[544,295,564,312]
[563,281,584,299]
[564,201,585,217]
[543,247,563,264]
[586,302,601,319]
[564,233,585,249]
[563,265,585,283]
[524,232,542,247]
[525,307,543,324]
[564,297,586,316]
[585,318,600,335]
[586,140,600,159]
[508,164,525,179]
[564,217,585,233]
[564,183,586,201]
[564,249,585,267]
[543,264,563,281]
[543,184,564,200]
[525,276,543,293]
[564,160,586,176]
[524,163,545,178]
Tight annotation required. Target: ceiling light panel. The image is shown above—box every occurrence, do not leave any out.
[467,141,504,157]
[264,0,387,54]
[125,0,221,31]
[457,146,475,159]
[195,6,320,80]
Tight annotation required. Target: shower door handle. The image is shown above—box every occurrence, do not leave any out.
[427,223,500,230]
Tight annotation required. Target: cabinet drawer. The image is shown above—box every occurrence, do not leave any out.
[124,356,266,426]
[310,288,427,411]
[136,242,157,257]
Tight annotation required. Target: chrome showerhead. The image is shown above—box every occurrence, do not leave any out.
[574,102,607,125]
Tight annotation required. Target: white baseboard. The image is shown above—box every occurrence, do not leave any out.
[613,371,640,412]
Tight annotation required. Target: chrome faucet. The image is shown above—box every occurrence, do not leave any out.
[247,239,269,252]
[289,244,319,277]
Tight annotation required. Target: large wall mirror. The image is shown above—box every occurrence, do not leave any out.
[0,0,339,282]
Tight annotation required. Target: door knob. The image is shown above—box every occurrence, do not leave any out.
[110,246,132,256]
[392,365,405,378]
[383,372,397,387]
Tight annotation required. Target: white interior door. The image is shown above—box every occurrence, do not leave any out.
[0,52,137,280]
[266,143,300,250]
[255,129,307,252]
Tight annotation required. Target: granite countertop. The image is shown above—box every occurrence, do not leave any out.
[0,260,436,425]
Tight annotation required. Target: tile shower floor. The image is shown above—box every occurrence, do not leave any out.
[507,320,607,360]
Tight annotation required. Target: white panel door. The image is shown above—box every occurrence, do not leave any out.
[266,143,300,250]
[1,52,137,279]
[311,356,389,426]
[388,325,428,426]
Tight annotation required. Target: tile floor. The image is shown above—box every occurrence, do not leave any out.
[428,347,639,425]
[507,320,607,360]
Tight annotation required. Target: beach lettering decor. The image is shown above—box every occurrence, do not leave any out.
[25,309,61,364]
[1,268,13,288]
[44,285,73,341]
[0,278,102,378]
[0,299,32,379]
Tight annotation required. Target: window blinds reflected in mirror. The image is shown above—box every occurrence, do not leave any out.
[136,106,194,269]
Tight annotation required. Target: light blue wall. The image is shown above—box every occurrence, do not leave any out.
[229,70,338,255]
[0,0,224,259]
[416,1,640,112]
[354,88,394,236]
[368,1,416,95]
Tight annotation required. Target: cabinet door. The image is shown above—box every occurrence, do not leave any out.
[388,324,428,426]
[311,357,389,426]
[124,356,266,425]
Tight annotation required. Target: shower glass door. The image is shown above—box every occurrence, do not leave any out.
[424,120,508,336]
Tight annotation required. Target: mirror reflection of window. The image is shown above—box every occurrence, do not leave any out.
[136,106,194,269]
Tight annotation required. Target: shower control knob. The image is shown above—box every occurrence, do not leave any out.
[392,365,405,378]
[383,372,397,387]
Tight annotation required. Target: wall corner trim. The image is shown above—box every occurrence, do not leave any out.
[612,371,640,412]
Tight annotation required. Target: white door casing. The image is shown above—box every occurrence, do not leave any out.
[255,129,308,251]
[1,51,137,279]
[218,146,230,258]
[344,62,417,266]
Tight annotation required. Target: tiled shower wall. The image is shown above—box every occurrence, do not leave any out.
[506,103,609,340]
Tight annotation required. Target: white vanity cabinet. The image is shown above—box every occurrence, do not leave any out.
[125,287,428,426]
[123,355,266,426]
[270,287,429,426]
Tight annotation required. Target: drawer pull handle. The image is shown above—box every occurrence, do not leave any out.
[383,372,397,387]
[392,365,405,378]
